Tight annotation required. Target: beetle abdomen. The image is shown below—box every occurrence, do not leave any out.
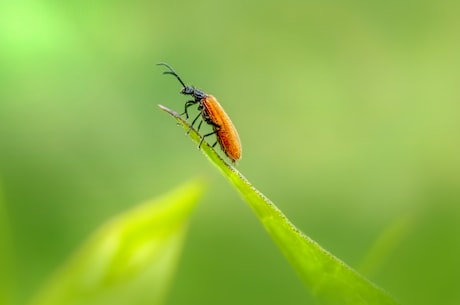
[202,95,241,162]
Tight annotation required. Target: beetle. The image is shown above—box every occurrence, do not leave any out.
[158,63,242,163]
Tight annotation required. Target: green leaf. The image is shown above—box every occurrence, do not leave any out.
[30,179,206,305]
[159,105,399,305]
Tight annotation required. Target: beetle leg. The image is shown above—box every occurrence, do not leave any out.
[182,100,196,119]
[186,112,202,135]
[197,120,203,132]
[198,130,218,149]
[190,112,202,127]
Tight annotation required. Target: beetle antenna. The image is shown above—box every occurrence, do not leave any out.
[157,63,187,88]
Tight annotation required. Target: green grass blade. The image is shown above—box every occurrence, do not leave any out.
[159,105,399,305]
[30,179,206,305]
[358,215,413,277]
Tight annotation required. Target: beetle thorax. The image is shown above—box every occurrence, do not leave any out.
[181,86,207,100]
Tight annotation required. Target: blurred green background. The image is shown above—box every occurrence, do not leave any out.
[1,0,460,304]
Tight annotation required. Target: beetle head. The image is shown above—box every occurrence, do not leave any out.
[181,86,195,95]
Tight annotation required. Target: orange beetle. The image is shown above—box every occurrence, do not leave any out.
[158,63,242,163]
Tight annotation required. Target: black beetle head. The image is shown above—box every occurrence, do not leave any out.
[181,86,195,95]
